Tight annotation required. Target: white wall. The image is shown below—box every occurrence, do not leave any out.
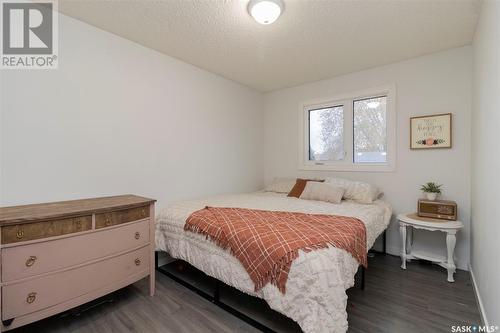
[471,0,500,327]
[1,14,264,209]
[264,47,472,269]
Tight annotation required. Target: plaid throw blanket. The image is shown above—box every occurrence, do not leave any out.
[184,207,367,294]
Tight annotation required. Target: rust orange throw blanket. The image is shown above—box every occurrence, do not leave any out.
[184,207,367,293]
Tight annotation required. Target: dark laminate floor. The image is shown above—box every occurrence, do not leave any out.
[11,254,480,333]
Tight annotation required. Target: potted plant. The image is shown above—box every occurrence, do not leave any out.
[420,182,442,201]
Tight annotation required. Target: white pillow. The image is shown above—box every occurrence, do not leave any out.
[264,177,296,193]
[324,177,380,204]
[299,182,345,204]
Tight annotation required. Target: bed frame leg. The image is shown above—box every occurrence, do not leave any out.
[360,266,365,290]
[214,280,220,303]
[383,230,387,254]
[158,259,279,333]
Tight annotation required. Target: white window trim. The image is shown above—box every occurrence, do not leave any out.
[298,85,397,172]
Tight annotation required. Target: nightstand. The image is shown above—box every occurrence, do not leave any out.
[397,213,463,282]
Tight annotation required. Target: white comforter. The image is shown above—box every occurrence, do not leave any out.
[156,192,392,333]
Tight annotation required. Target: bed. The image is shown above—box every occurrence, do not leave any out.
[155,191,392,333]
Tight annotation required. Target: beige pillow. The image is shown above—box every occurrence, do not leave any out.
[287,178,325,198]
[324,177,380,204]
[264,177,297,193]
[299,182,345,204]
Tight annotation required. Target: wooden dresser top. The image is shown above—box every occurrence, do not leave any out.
[0,195,156,225]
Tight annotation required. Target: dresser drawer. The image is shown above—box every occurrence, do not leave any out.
[2,246,149,320]
[95,205,149,229]
[1,216,92,245]
[2,219,150,282]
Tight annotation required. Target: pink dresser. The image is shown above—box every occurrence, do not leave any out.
[0,195,156,331]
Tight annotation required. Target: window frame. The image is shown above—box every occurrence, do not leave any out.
[298,85,397,172]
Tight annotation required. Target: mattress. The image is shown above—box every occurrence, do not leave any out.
[156,192,392,333]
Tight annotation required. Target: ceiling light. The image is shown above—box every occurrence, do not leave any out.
[248,0,284,25]
[367,101,380,109]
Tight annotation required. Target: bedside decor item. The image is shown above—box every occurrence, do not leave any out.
[0,195,156,331]
[418,199,457,221]
[398,213,463,282]
[410,113,452,149]
[420,182,442,201]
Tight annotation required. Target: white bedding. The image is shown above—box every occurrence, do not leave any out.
[156,192,392,333]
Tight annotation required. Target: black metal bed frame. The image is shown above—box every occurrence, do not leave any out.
[155,230,386,333]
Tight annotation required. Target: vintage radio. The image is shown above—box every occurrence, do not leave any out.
[418,199,457,221]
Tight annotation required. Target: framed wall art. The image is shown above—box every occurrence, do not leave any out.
[410,113,452,149]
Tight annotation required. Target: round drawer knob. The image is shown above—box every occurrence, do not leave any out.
[16,229,24,240]
[25,256,37,267]
[135,258,141,266]
[26,292,37,304]
[134,232,140,240]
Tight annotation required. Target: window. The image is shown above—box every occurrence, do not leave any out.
[308,105,344,161]
[299,86,396,171]
[353,96,387,163]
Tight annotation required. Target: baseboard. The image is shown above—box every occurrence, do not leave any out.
[385,245,400,257]
[469,266,489,327]
[157,251,176,267]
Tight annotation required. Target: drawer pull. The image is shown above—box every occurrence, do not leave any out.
[25,256,37,267]
[16,229,24,240]
[141,208,146,217]
[105,218,111,226]
[135,258,141,266]
[26,292,37,304]
[135,232,140,240]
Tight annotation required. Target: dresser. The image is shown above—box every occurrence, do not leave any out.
[0,195,156,331]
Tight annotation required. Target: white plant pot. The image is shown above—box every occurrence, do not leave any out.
[425,192,438,201]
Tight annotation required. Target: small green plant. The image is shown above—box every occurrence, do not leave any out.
[420,182,442,194]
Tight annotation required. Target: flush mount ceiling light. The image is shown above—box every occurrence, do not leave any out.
[248,0,284,25]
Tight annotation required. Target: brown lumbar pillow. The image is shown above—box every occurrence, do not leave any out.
[287,178,324,198]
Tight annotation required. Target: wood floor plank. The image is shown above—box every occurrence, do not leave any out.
[10,254,481,333]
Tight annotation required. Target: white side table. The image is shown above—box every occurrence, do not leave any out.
[397,213,463,282]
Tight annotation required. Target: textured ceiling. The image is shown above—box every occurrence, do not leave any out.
[58,0,481,92]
